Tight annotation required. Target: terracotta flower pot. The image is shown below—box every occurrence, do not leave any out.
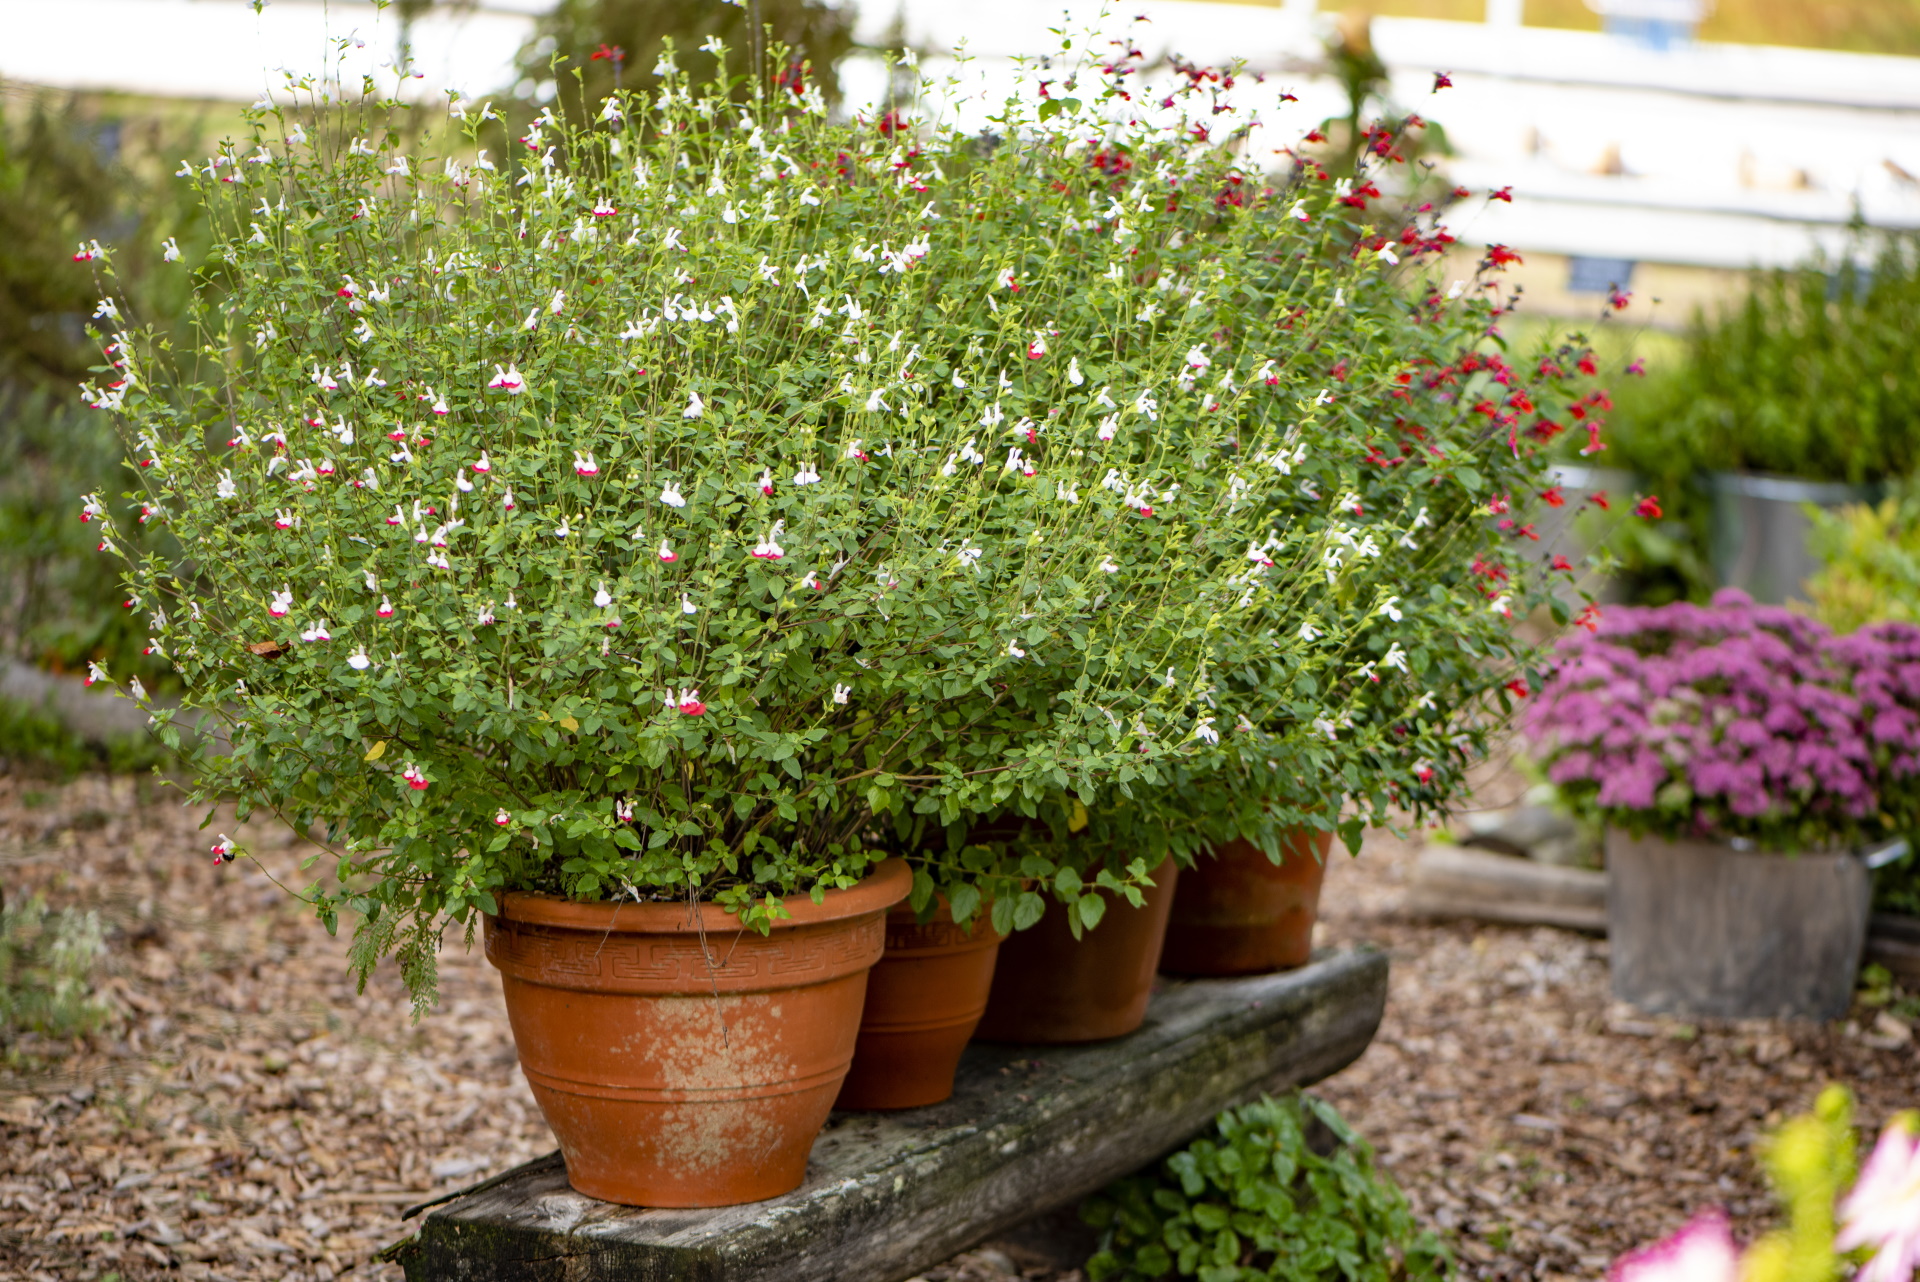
[1160,828,1333,977]
[834,899,1005,1111]
[483,859,911,1207]
[973,859,1180,1044]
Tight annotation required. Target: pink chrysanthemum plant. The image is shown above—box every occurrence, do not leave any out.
[82,34,1590,1004]
[1525,588,1920,853]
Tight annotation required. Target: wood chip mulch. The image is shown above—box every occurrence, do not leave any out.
[0,768,1914,1282]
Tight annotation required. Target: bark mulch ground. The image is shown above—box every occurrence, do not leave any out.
[1,768,1915,1282]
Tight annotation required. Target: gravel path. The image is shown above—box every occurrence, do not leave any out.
[1,769,1914,1281]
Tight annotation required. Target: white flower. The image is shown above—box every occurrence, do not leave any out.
[1376,243,1399,266]
[85,661,109,687]
[1415,690,1437,712]
[1383,644,1409,673]
[1100,558,1119,574]
[683,391,705,419]
[553,516,572,539]
[1313,717,1340,742]
[1193,717,1219,746]
[1379,596,1403,622]
[347,647,371,671]
[216,471,237,500]
[1007,639,1026,658]
[750,521,786,560]
[162,237,181,263]
[1836,1116,1920,1282]
[956,541,982,570]
[300,619,331,642]
[659,482,686,508]
[833,683,851,705]
[793,466,820,486]
[269,586,293,618]
[658,538,677,563]
[477,603,495,625]
[593,581,613,609]
[681,593,697,616]
[1298,620,1320,642]
[1067,356,1084,386]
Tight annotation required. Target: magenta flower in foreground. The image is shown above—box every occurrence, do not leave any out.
[1607,1209,1739,1282]
[1837,1114,1920,1282]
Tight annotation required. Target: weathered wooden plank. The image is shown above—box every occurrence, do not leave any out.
[1868,913,1920,986]
[1404,844,1607,932]
[388,946,1388,1282]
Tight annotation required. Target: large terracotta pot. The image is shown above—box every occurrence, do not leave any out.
[973,859,1180,1044]
[483,859,911,1207]
[1160,828,1333,976]
[835,898,1004,1111]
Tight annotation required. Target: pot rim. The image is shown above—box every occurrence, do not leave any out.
[495,857,910,934]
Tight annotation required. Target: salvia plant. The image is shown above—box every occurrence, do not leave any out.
[77,27,1593,1006]
[1525,589,1920,851]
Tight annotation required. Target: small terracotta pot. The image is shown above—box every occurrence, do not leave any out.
[973,859,1180,1044]
[483,859,910,1207]
[835,899,1005,1110]
[1160,828,1333,977]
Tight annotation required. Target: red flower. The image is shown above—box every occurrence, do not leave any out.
[1515,523,1539,541]
[1589,490,1610,511]
[1634,495,1663,519]
[1577,353,1598,376]
[589,42,625,63]
[1432,71,1454,92]
[1609,288,1632,311]
[1574,602,1602,632]
[1627,358,1647,376]
[1551,555,1574,572]
[1504,678,1530,698]
[1304,129,1328,144]
[1540,486,1565,508]
[1484,244,1523,269]
[1489,186,1513,203]
[1450,185,1470,199]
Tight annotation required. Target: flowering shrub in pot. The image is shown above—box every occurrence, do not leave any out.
[1525,589,1920,1018]
[78,23,1594,1181]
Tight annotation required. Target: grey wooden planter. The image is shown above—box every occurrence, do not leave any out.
[1607,830,1871,1020]
[1707,471,1880,605]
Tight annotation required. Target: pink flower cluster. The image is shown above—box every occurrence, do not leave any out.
[1526,589,1920,847]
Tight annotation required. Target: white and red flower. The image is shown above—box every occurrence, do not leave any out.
[402,763,430,791]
